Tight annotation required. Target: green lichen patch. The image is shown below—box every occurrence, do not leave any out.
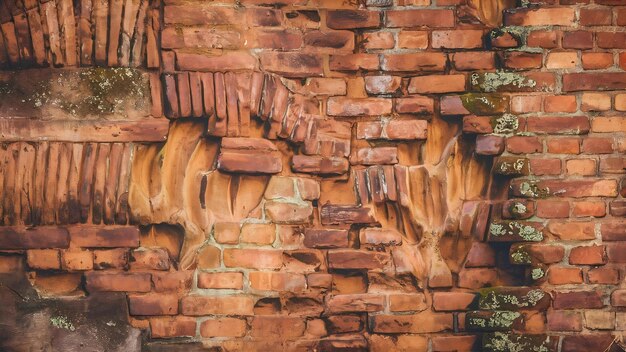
[531,267,545,280]
[510,248,532,264]
[483,332,555,352]
[491,114,519,134]
[488,220,544,242]
[460,93,510,115]
[494,157,529,176]
[515,181,550,198]
[50,315,76,331]
[471,71,537,93]
[479,287,548,310]
[467,311,522,331]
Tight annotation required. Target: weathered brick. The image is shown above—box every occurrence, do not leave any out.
[386,9,454,28]
[86,271,151,292]
[553,290,604,309]
[197,272,244,289]
[327,10,380,29]
[200,318,247,338]
[181,295,254,315]
[150,317,196,338]
[129,294,178,315]
[431,30,483,49]
[328,250,390,270]
[260,52,323,77]
[0,226,69,249]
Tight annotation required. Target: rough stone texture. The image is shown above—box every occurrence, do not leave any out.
[1,0,626,351]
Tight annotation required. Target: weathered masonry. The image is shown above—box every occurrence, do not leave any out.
[0,0,625,351]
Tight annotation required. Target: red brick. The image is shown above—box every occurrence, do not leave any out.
[326,10,380,29]
[327,294,385,313]
[511,179,617,198]
[544,95,577,113]
[503,51,542,70]
[408,75,465,94]
[371,312,453,333]
[200,318,247,338]
[329,53,379,71]
[386,9,454,28]
[250,316,306,338]
[62,249,94,271]
[529,158,562,176]
[223,249,283,269]
[388,293,428,312]
[328,249,390,270]
[526,116,590,134]
[433,292,476,311]
[152,271,193,292]
[601,221,626,241]
[397,30,428,49]
[197,272,244,289]
[303,30,354,52]
[458,268,497,289]
[553,290,604,309]
[432,336,477,352]
[582,52,614,69]
[569,245,607,265]
[581,93,611,112]
[548,267,583,285]
[547,137,579,154]
[475,135,505,155]
[363,32,394,49]
[582,137,613,154]
[572,201,606,217]
[328,97,392,116]
[150,317,196,338]
[181,295,254,315]
[69,226,140,248]
[394,97,434,115]
[504,8,576,26]
[527,31,558,48]
[563,73,626,91]
[536,200,569,218]
[452,52,495,71]
[562,31,593,49]
[597,32,626,49]
[86,272,151,292]
[566,159,596,176]
[253,271,304,292]
[507,136,543,154]
[580,8,612,26]
[93,249,129,270]
[304,229,349,248]
[0,226,69,249]
[259,52,323,77]
[27,249,60,270]
[547,221,595,240]
[547,310,583,331]
[131,248,170,271]
[359,228,402,246]
[364,76,401,95]
[588,267,620,284]
[463,115,493,134]
[129,294,178,316]
[240,223,275,245]
[547,51,578,70]
[561,334,614,352]
[612,290,626,306]
[176,52,256,71]
[381,53,447,72]
[431,30,483,49]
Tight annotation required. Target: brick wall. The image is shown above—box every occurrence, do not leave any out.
[0,0,625,351]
